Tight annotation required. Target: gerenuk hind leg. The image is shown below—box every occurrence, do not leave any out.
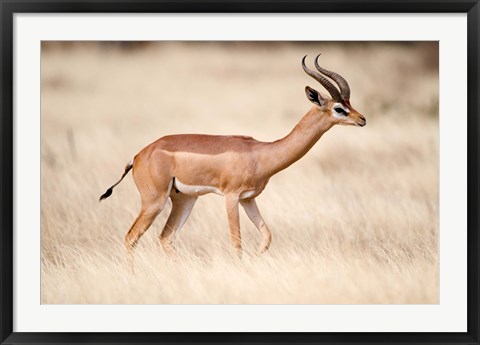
[159,191,198,257]
[125,174,173,272]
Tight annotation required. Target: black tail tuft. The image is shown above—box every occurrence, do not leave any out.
[99,158,134,202]
[99,188,113,201]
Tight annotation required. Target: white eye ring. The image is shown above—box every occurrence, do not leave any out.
[333,104,349,117]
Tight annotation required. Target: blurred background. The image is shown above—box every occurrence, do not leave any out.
[41,41,439,304]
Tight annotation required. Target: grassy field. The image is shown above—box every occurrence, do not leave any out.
[41,42,439,304]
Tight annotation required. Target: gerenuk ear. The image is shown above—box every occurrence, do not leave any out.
[305,86,327,107]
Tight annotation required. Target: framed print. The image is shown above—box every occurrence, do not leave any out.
[1,1,479,345]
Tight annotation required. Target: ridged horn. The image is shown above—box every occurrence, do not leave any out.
[314,53,351,101]
[302,55,342,102]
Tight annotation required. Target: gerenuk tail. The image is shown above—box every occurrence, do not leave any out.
[99,158,134,201]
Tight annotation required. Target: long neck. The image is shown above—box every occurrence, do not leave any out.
[260,107,333,177]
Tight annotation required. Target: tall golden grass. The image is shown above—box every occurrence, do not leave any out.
[41,42,438,304]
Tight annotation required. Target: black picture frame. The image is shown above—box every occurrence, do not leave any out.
[1,1,479,344]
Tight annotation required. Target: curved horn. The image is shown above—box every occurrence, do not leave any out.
[302,55,342,102]
[314,53,350,101]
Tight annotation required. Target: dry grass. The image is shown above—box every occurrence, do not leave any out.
[41,42,439,304]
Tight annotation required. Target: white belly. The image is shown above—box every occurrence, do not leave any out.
[174,178,223,196]
[173,178,259,199]
[239,190,257,199]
